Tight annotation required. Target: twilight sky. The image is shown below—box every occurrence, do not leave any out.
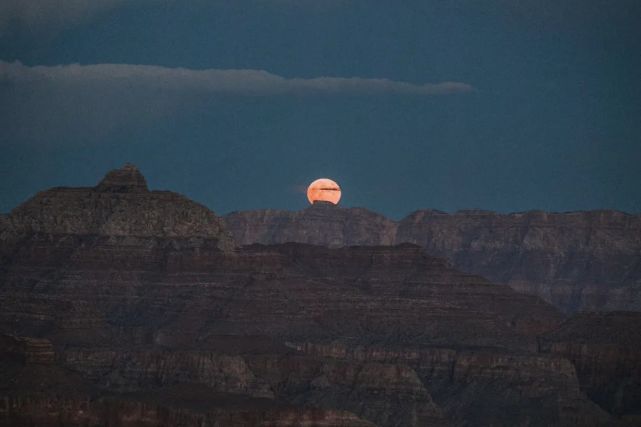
[1,0,640,218]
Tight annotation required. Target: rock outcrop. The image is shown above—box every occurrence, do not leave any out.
[95,162,149,193]
[224,207,641,313]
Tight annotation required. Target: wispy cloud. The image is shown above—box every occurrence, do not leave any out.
[0,60,473,145]
[0,61,473,96]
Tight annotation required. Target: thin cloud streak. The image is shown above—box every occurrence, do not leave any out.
[0,61,473,96]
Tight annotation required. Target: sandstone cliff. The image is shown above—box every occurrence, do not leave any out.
[224,207,641,313]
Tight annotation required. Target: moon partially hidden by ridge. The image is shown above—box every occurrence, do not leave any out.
[307,178,341,205]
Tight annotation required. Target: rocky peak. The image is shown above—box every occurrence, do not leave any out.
[95,163,148,193]
[4,164,233,249]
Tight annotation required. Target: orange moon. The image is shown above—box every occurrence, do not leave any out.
[307,178,341,205]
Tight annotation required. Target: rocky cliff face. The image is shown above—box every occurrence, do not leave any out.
[224,208,641,313]
[0,165,634,426]
[540,311,641,424]
[225,203,396,247]
[397,209,641,314]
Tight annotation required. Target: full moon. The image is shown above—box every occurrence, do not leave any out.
[307,178,341,205]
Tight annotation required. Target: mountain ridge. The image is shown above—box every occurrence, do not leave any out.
[225,205,641,313]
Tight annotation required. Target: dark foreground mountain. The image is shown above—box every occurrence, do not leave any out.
[225,206,641,313]
[540,311,641,422]
[1,165,639,426]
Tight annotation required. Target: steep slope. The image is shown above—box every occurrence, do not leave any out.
[224,207,641,313]
[540,311,641,424]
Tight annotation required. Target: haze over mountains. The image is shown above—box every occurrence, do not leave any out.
[1,165,640,426]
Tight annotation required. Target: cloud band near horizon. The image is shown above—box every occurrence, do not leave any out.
[0,60,473,96]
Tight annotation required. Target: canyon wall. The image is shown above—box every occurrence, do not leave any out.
[1,165,638,425]
[225,207,641,313]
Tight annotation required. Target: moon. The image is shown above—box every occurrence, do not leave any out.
[307,178,341,205]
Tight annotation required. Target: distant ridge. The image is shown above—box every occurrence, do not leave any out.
[225,206,641,313]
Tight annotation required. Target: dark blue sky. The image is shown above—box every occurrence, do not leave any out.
[1,0,640,218]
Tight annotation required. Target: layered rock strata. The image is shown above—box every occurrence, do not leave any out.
[0,165,631,426]
[1,163,232,248]
[224,207,641,313]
